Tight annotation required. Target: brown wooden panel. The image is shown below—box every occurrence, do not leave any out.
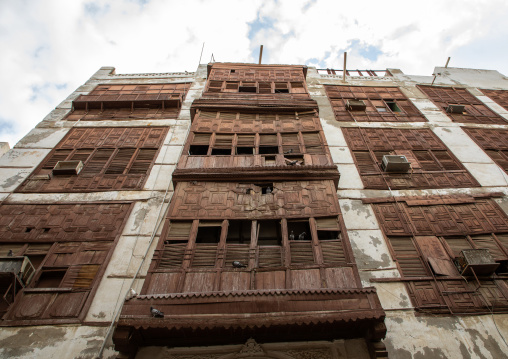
[47,292,88,318]
[291,269,321,289]
[254,271,286,290]
[146,272,181,294]
[220,271,251,292]
[325,267,357,288]
[407,281,442,308]
[182,272,216,293]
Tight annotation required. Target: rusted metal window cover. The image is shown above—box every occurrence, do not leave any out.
[325,85,426,122]
[343,128,478,189]
[18,127,168,193]
[0,203,132,324]
[418,85,506,124]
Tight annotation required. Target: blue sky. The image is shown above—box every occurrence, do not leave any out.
[1,0,508,146]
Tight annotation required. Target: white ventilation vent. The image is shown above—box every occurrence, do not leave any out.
[381,155,411,173]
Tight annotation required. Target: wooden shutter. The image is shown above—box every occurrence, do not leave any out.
[302,132,324,154]
[258,246,283,267]
[281,133,300,154]
[470,234,508,260]
[414,236,458,276]
[443,236,473,257]
[81,149,114,175]
[389,237,428,277]
[433,151,461,170]
[289,241,314,265]
[191,244,218,267]
[43,150,72,169]
[105,148,135,174]
[192,133,211,145]
[166,221,192,240]
[321,240,346,264]
[214,134,233,148]
[259,134,278,146]
[225,244,250,267]
[159,243,187,269]
[316,217,339,230]
[237,134,255,147]
[290,82,306,94]
[413,151,441,171]
[353,151,379,174]
[128,148,157,174]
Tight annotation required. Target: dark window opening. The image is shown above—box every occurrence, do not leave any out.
[36,269,66,288]
[25,227,34,233]
[189,145,209,156]
[239,86,257,93]
[254,183,274,194]
[386,101,401,112]
[263,156,276,165]
[195,223,222,244]
[274,88,289,94]
[42,228,51,233]
[259,146,279,155]
[257,220,282,245]
[27,255,46,270]
[211,148,231,155]
[226,220,251,244]
[236,147,254,155]
[287,220,311,241]
[230,69,236,73]
[318,230,340,240]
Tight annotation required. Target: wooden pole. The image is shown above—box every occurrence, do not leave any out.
[343,52,347,82]
[258,45,264,64]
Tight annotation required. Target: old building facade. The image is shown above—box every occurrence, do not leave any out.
[0,63,508,358]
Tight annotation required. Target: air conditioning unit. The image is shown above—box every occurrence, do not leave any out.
[346,99,366,111]
[446,104,465,114]
[455,249,499,276]
[52,160,84,175]
[0,256,35,287]
[381,155,411,173]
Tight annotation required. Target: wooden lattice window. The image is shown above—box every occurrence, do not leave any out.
[324,85,426,122]
[481,89,508,111]
[418,85,506,124]
[343,128,478,189]
[18,127,168,193]
[372,198,508,314]
[464,128,508,174]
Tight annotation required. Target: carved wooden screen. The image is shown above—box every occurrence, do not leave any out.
[370,197,508,314]
[418,85,506,124]
[342,128,478,189]
[324,85,426,122]
[141,179,358,295]
[180,110,332,170]
[481,89,508,111]
[66,83,191,121]
[18,127,168,193]
[206,64,308,97]
[463,128,508,174]
[0,203,131,323]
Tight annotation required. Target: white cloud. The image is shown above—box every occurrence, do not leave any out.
[1,0,508,146]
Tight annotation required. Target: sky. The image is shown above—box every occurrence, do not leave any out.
[1,0,508,147]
